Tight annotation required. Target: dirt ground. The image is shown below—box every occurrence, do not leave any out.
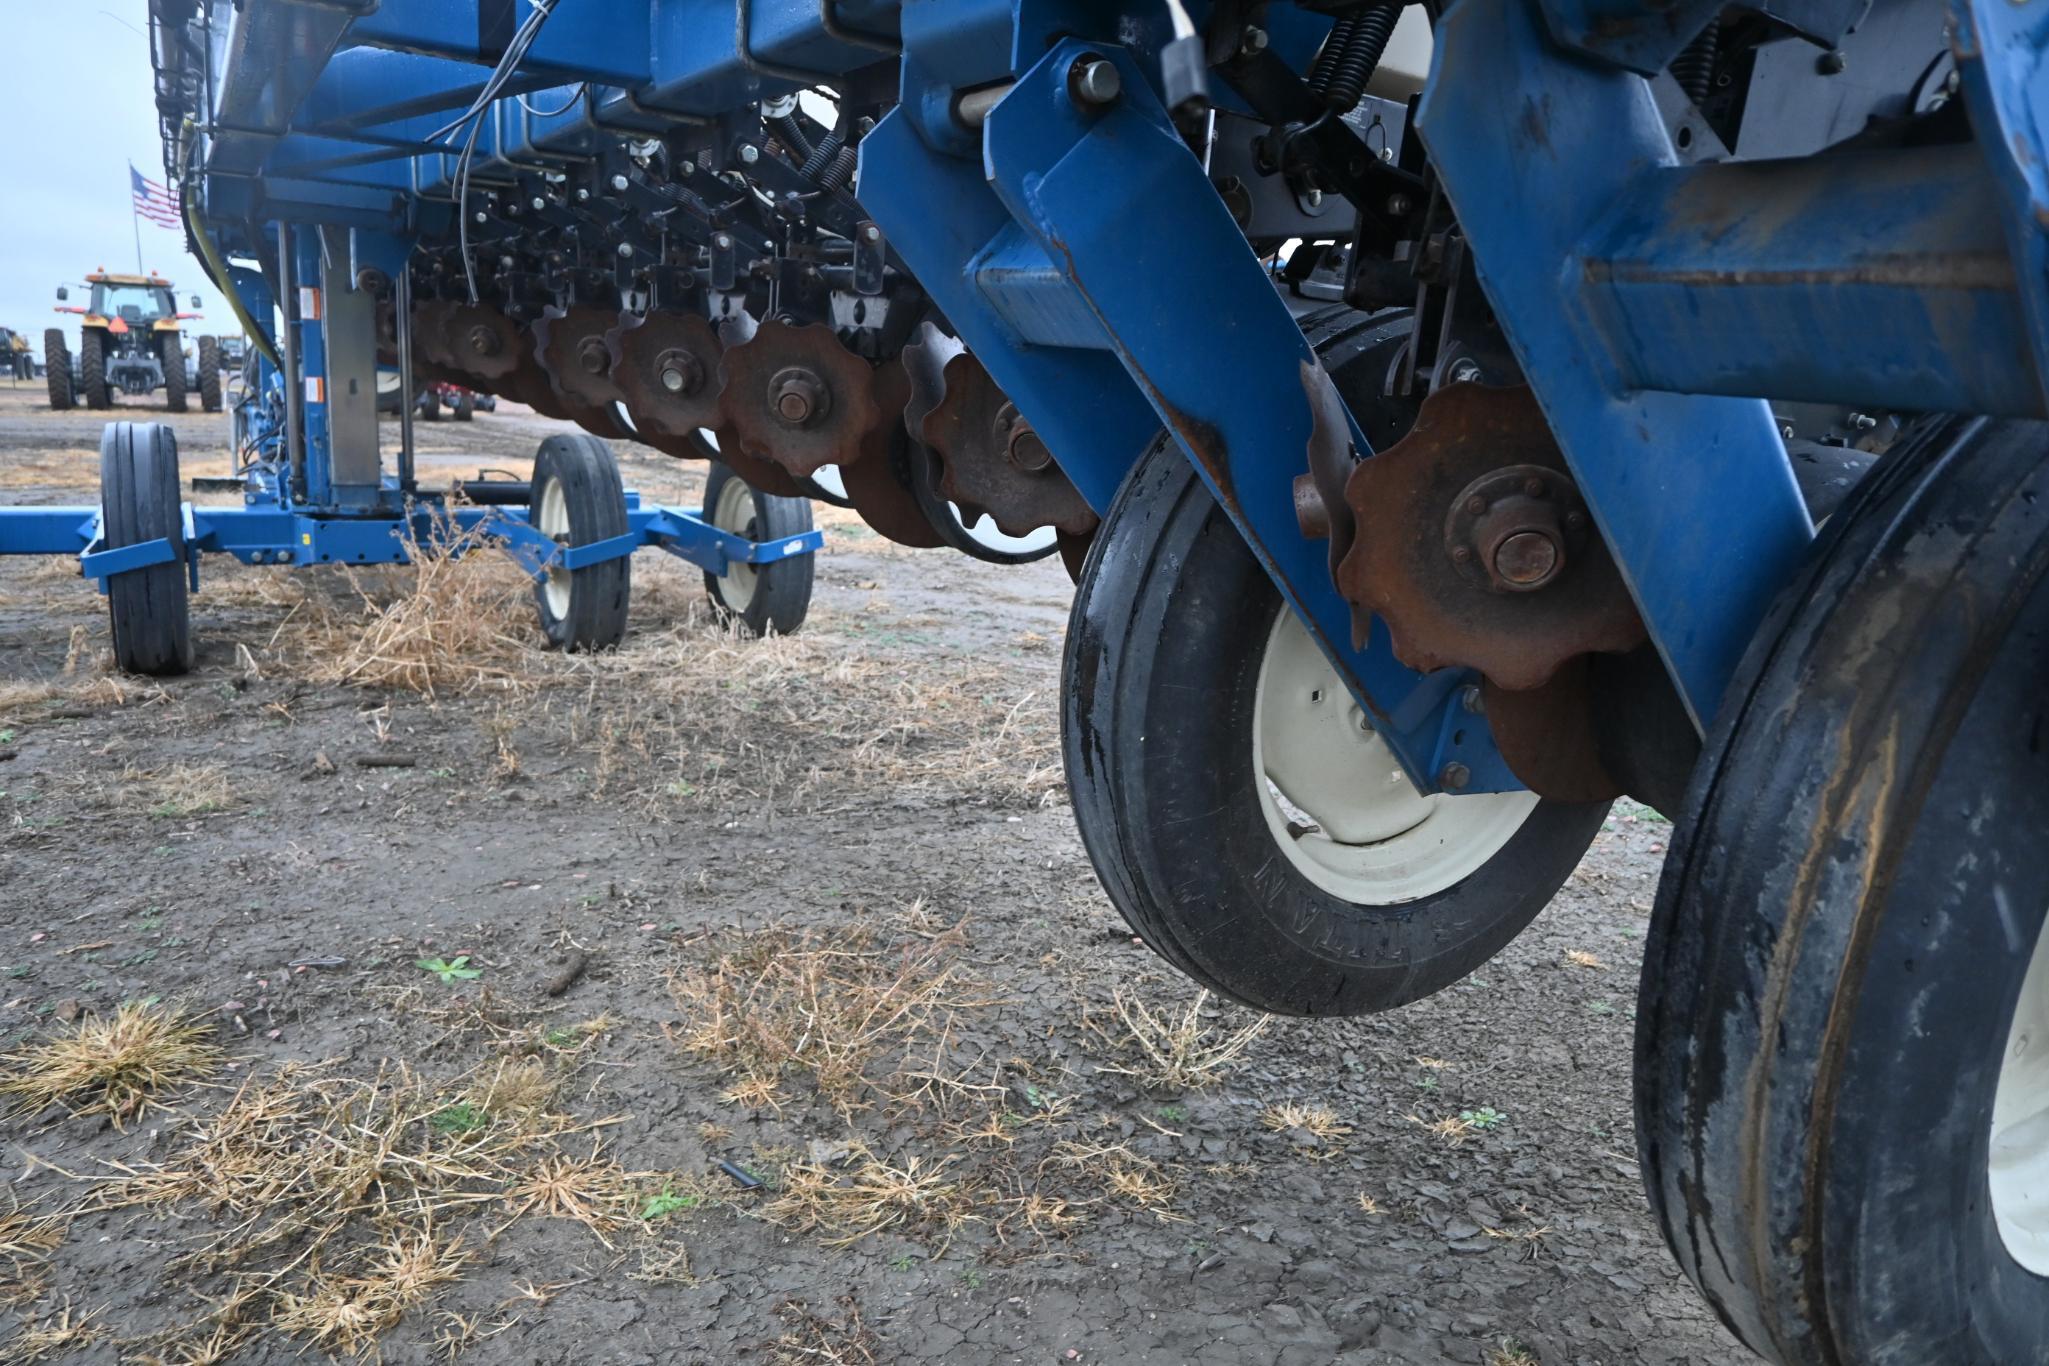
[0,378,1748,1365]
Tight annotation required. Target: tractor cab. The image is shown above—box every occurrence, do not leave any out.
[45,270,207,410]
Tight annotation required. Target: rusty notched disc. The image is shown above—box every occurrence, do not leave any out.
[1336,383,1644,692]
[609,310,723,442]
[715,320,886,480]
[534,305,630,414]
[901,327,1097,539]
[439,303,523,383]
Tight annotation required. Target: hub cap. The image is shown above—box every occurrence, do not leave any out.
[537,479,571,621]
[1251,607,1539,904]
[711,475,759,612]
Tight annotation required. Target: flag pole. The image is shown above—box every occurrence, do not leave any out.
[130,164,145,274]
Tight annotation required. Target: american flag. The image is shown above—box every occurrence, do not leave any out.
[130,166,181,229]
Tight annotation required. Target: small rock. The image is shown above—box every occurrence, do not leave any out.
[53,998,83,1024]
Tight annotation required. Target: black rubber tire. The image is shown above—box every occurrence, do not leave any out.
[1637,415,2049,1365]
[197,337,222,413]
[420,386,442,422]
[529,432,630,652]
[99,422,194,677]
[43,330,72,410]
[453,389,474,421]
[160,336,187,413]
[701,459,814,637]
[1063,435,1609,1017]
[78,328,109,410]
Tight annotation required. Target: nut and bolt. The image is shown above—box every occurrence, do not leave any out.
[1305,188,1324,209]
[1465,493,1488,516]
[1069,55,1123,110]
[656,351,701,395]
[576,339,609,375]
[616,242,634,258]
[473,210,489,224]
[611,174,629,192]
[738,143,760,164]
[1438,762,1471,791]
[575,187,589,202]
[1460,684,1485,715]
[1448,359,1484,385]
[861,224,882,242]
[769,368,829,426]
[1387,193,1413,217]
[1239,26,1269,57]
[466,326,502,356]
[530,196,546,212]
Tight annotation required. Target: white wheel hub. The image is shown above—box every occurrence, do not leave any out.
[1992,916,2049,1275]
[1252,607,1540,905]
[537,478,571,621]
[711,475,759,612]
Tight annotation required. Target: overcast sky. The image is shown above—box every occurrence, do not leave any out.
[1,0,234,356]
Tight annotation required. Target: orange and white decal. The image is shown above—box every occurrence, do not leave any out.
[304,376,325,404]
[298,287,322,321]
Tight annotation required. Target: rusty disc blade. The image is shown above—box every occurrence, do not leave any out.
[535,305,628,413]
[441,303,523,382]
[715,320,887,480]
[410,301,463,371]
[837,361,944,549]
[1481,661,1622,802]
[1336,383,1644,690]
[909,338,1096,538]
[610,310,723,441]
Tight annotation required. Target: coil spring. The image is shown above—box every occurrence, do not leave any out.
[769,113,813,162]
[799,128,845,181]
[817,143,858,192]
[1312,3,1401,113]
[1671,25,1718,107]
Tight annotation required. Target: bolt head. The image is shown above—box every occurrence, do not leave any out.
[611,174,629,192]
[616,242,634,258]
[738,144,760,164]
[1460,684,1485,715]
[660,366,686,393]
[474,211,488,224]
[861,225,881,242]
[1305,188,1324,209]
[576,187,590,202]
[769,368,828,426]
[1522,475,1546,498]
[1492,530,1561,588]
[1449,360,1483,385]
[1240,26,1269,56]
[1070,55,1122,109]
[1439,762,1472,791]
[531,196,546,212]
[1465,493,1488,516]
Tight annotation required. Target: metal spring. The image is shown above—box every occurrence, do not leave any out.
[1671,25,1718,107]
[799,128,845,180]
[769,113,813,162]
[817,142,858,191]
[1306,12,1363,97]
[1319,3,1402,113]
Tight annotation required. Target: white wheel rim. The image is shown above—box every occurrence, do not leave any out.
[711,475,759,612]
[1992,917,2049,1275]
[1251,606,1540,904]
[537,478,571,620]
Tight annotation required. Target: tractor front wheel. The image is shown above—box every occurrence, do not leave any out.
[1638,414,2049,1364]
[43,329,71,410]
[197,336,222,413]
[160,336,187,413]
[78,329,109,410]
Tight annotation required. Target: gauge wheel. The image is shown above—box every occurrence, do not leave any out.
[529,432,630,651]
[702,458,814,637]
[1637,414,2049,1365]
[907,444,1062,564]
[99,421,193,676]
[1062,433,1607,1016]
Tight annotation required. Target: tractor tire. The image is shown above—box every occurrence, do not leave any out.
[43,329,72,410]
[419,386,442,422]
[197,337,222,413]
[1637,414,2049,1364]
[701,459,814,637]
[1061,433,1607,1017]
[453,389,474,421]
[529,432,630,651]
[78,328,109,410]
[160,336,187,413]
[98,422,193,677]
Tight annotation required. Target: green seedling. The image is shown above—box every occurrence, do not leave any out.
[1460,1106,1507,1130]
[641,1185,700,1220]
[416,955,481,984]
[430,1102,489,1135]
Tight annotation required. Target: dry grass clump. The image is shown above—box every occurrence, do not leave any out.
[0,1000,220,1128]
[0,675,128,723]
[1090,987,1270,1091]
[297,518,542,697]
[0,1298,104,1363]
[771,1296,881,1366]
[765,1147,978,1249]
[119,761,235,818]
[0,446,99,490]
[0,1199,66,1307]
[667,914,984,1116]
[1260,1101,1353,1143]
[87,1060,657,1360]
[1045,1140,1185,1223]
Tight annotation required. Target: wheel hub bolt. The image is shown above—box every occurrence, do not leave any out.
[1069,55,1122,110]
[1439,762,1471,791]
[656,351,702,395]
[770,368,829,426]
[467,326,502,357]
[1492,530,1561,588]
[577,340,609,375]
